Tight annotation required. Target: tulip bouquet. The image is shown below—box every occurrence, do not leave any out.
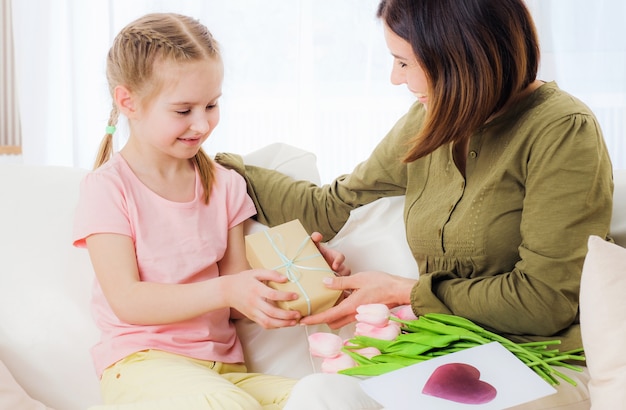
[308,304,585,386]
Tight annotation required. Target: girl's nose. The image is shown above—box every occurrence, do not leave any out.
[190,115,210,134]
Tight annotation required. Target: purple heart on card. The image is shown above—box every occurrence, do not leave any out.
[422,362,497,404]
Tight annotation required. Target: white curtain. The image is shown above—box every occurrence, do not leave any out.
[10,0,626,182]
[527,0,626,172]
[0,0,21,154]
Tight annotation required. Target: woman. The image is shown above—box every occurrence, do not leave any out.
[217,0,613,408]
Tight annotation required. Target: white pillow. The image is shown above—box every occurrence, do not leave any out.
[580,235,626,409]
[326,196,419,279]
[242,142,321,186]
[0,165,101,409]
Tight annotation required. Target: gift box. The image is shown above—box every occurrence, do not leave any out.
[245,219,342,316]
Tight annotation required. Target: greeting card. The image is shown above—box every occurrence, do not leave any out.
[359,342,557,409]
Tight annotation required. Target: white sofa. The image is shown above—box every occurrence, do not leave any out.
[1,144,624,410]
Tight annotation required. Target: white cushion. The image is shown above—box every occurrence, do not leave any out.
[326,196,419,279]
[580,235,626,409]
[243,142,321,186]
[0,165,101,409]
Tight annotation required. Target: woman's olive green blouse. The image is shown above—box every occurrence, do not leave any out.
[216,82,614,351]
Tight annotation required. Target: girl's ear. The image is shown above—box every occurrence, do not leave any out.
[114,85,137,118]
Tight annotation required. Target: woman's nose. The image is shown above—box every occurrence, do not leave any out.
[390,66,405,86]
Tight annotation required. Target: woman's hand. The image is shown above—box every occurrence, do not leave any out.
[224,269,302,329]
[310,232,350,277]
[299,271,416,329]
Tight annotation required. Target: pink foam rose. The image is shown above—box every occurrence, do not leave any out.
[353,346,382,359]
[308,332,344,358]
[392,304,418,320]
[355,303,391,327]
[321,352,356,373]
[355,321,401,340]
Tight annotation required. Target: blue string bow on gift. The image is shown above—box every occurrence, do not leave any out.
[263,230,336,316]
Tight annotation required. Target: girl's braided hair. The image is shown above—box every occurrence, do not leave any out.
[96,13,219,204]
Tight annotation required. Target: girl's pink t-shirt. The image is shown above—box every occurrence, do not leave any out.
[72,153,256,377]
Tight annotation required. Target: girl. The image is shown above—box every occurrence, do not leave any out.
[73,13,329,409]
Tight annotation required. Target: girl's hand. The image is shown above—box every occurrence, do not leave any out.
[299,271,416,329]
[310,232,350,277]
[224,269,302,329]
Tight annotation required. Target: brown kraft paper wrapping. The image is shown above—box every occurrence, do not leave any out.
[245,219,342,316]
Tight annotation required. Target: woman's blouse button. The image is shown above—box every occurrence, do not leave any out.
[469,150,478,159]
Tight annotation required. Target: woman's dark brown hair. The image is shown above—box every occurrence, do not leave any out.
[377,0,540,162]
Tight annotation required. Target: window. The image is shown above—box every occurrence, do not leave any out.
[9,0,626,179]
